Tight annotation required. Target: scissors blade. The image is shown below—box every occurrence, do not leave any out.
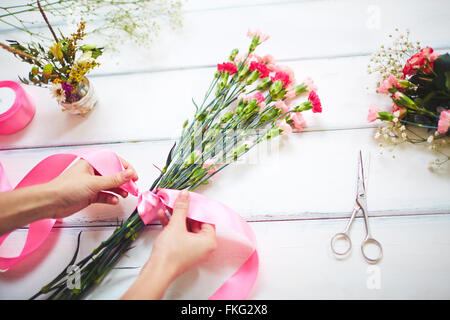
[356,150,371,203]
[356,151,365,198]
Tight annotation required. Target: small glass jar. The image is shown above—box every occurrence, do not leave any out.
[60,77,98,115]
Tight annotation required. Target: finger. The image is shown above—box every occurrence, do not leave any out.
[170,190,190,228]
[197,223,217,252]
[157,209,169,227]
[199,223,216,237]
[106,187,128,198]
[119,157,138,181]
[92,169,135,191]
[94,192,119,205]
[188,219,202,233]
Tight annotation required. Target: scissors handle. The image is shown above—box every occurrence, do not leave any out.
[330,206,359,257]
[330,232,352,257]
[361,236,383,264]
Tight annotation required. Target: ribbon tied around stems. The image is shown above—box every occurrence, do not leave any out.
[0,148,258,300]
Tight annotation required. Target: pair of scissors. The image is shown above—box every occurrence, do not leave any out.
[330,150,383,264]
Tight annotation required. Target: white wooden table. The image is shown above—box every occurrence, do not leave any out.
[0,0,449,299]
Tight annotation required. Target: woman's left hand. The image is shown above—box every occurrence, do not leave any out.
[46,157,138,219]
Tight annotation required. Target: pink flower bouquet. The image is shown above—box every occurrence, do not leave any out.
[367,30,449,166]
[32,30,322,299]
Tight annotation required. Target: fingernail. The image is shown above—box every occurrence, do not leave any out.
[179,190,189,199]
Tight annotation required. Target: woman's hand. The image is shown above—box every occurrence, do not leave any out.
[122,190,217,300]
[151,190,217,280]
[0,157,138,236]
[46,157,138,219]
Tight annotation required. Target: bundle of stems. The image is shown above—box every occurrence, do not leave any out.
[31,32,320,299]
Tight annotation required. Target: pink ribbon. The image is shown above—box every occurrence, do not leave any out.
[0,148,258,299]
[0,81,35,135]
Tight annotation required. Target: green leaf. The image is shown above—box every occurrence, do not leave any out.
[432,53,450,91]
[445,71,450,90]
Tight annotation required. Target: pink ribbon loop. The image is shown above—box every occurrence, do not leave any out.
[0,148,258,300]
[137,190,163,225]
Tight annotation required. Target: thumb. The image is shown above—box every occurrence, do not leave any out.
[170,190,190,228]
[92,169,134,191]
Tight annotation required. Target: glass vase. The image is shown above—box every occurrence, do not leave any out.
[59,77,98,115]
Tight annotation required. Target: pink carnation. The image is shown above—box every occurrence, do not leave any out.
[257,54,275,65]
[284,90,296,101]
[304,77,318,92]
[249,61,270,78]
[274,100,290,113]
[394,91,402,100]
[247,29,270,42]
[367,104,379,123]
[217,62,237,75]
[308,91,322,113]
[271,71,292,88]
[402,47,439,77]
[392,104,407,118]
[272,65,296,86]
[378,75,399,94]
[277,119,292,135]
[290,112,306,132]
[437,110,450,134]
[252,91,265,104]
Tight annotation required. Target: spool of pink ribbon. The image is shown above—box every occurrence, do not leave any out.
[0,81,35,135]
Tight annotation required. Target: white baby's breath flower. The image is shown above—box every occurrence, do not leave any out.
[427,135,434,144]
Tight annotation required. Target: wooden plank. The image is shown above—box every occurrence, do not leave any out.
[1,0,449,77]
[0,53,410,149]
[1,128,448,225]
[1,214,450,299]
[0,0,302,32]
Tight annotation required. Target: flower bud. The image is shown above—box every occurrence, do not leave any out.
[238,65,249,81]
[377,111,395,121]
[393,92,416,109]
[397,80,415,89]
[264,127,281,140]
[244,99,259,114]
[249,36,260,53]
[229,48,239,61]
[269,80,283,97]
[246,70,260,85]
[80,44,97,51]
[256,77,272,90]
[294,83,308,95]
[292,101,312,112]
[220,111,234,123]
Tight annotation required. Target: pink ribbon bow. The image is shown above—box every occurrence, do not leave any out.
[0,148,258,300]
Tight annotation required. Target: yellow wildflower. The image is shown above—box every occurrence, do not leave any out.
[68,60,100,84]
[49,42,63,61]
